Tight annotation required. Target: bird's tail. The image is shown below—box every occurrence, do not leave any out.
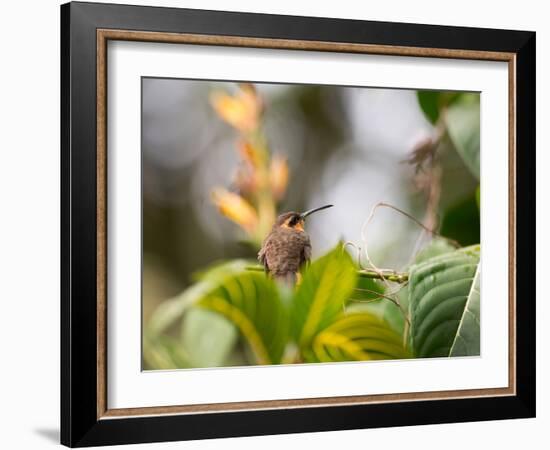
[273,272,298,287]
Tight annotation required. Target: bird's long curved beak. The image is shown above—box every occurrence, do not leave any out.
[300,204,333,219]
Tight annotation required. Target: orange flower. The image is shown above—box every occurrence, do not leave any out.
[233,167,258,194]
[210,84,262,133]
[269,155,289,201]
[238,140,264,169]
[211,188,259,232]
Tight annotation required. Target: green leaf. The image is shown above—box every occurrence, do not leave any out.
[409,246,480,358]
[346,238,460,350]
[181,308,238,367]
[147,260,288,367]
[143,333,192,370]
[417,91,460,124]
[449,268,480,356]
[446,95,480,180]
[291,246,357,349]
[147,260,250,336]
[197,270,289,365]
[414,237,456,264]
[351,276,384,301]
[417,91,441,124]
[349,277,407,337]
[303,312,411,362]
[440,192,480,246]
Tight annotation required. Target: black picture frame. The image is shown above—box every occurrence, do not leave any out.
[61,1,535,447]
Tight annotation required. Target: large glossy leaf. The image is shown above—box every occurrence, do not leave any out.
[291,246,357,348]
[449,267,480,356]
[197,270,288,365]
[414,237,456,263]
[303,312,411,362]
[349,239,457,345]
[180,308,238,367]
[446,95,480,180]
[409,245,480,358]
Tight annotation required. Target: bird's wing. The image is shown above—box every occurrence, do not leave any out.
[301,236,312,266]
[258,240,270,272]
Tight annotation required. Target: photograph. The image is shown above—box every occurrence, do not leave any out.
[141,79,481,370]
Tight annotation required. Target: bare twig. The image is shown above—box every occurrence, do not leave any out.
[359,201,442,329]
[351,286,411,326]
[362,202,459,258]
[343,241,363,269]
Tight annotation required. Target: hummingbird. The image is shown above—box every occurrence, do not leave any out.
[258,205,333,285]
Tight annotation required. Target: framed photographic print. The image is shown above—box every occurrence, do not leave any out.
[60,1,536,447]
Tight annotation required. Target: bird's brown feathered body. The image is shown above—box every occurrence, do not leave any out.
[258,206,332,285]
[258,219,311,284]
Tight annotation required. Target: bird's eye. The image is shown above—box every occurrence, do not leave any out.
[289,216,300,226]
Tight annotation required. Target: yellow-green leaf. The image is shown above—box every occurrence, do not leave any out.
[147,260,250,336]
[291,246,357,349]
[180,308,238,368]
[198,271,289,365]
[304,312,411,362]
